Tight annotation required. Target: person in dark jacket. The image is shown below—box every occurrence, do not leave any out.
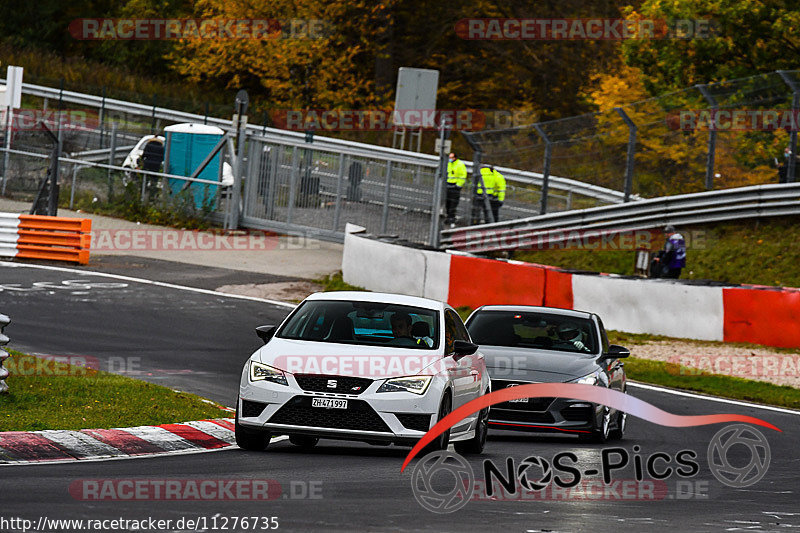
[650,225,686,278]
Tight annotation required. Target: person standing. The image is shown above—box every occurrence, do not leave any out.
[474,165,495,223]
[489,166,506,223]
[651,225,686,278]
[445,153,467,226]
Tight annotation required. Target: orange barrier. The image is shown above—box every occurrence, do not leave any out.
[15,215,91,265]
[723,287,800,348]
[448,255,545,308]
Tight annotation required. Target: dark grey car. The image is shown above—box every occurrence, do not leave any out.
[465,305,629,442]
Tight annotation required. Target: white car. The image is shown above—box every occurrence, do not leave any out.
[236,291,490,454]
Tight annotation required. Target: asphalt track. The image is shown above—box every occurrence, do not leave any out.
[1,259,799,532]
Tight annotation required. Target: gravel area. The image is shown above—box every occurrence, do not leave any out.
[628,340,800,388]
[216,281,323,303]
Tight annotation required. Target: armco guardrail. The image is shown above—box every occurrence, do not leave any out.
[8,80,628,205]
[0,213,91,264]
[441,182,800,252]
[0,314,10,394]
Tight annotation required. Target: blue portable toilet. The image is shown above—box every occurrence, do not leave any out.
[164,123,225,210]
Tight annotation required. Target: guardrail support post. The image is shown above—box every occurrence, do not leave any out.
[778,70,798,183]
[1,313,10,394]
[533,124,552,214]
[696,84,718,190]
[614,107,637,202]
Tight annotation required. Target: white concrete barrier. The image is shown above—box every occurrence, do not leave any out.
[571,275,725,341]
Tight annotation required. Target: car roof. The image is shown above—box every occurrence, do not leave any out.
[305,291,444,311]
[473,305,594,320]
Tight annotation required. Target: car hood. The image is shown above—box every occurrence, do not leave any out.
[255,337,446,379]
[480,345,599,382]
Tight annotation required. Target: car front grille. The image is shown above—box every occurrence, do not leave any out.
[489,408,556,424]
[241,399,267,418]
[561,405,593,422]
[268,396,391,432]
[491,379,555,411]
[395,413,431,432]
[294,374,372,395]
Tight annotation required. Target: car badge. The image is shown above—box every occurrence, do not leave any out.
[327,379,338,389]
[351,386,362,391]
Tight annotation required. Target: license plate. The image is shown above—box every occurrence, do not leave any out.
[509,397,529,403]
[311,398,348,409]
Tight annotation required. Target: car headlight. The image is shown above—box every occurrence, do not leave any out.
[377,376,432,395]
[573,372,599,386]
[249,361,288,386]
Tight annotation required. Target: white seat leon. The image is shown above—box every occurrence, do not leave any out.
[236,291,490,454]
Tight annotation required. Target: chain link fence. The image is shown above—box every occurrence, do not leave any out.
[463,70,800,210]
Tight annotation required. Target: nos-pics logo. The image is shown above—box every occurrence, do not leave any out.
[410,424,771,514]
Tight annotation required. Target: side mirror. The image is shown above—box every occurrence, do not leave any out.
[452,340,479,359]
[255,325,277,344]
[600,344,630,362]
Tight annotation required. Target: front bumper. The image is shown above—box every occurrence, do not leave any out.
[488,396,599,435]
[238,369,445,445]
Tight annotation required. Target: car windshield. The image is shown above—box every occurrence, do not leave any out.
[276,300,440,350]
[467,310,598,354]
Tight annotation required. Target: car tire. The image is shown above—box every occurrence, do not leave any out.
[609,411,626,441]
[289,435,319,448]
[581,405,611,444]
[235,411,271,451]
[454,403,488,455]
[421,392,451,454]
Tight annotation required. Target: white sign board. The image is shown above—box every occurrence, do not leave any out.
[3,66,23,109]
[393,67,439,128]
[434,138,452,154]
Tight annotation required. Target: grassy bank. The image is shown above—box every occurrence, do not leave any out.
[513,217,800,288]
[0,352,231,432]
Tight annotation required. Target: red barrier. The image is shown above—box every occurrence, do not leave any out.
[723,288,800,348]
[544,268,574,309]
[448,255,545,308]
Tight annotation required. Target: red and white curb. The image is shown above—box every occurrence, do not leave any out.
[0,418,238,465]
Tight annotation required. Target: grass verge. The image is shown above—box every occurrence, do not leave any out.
[625,357,800,410]
[313,272,365,292]
[0,352,231,432]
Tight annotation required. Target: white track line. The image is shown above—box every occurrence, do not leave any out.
[629,381,800,416]
[0,261,297,308]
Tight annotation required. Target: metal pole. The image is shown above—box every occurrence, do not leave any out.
[380,161,392,234]
[332,153,345,231]
[428,119,449,247]
[470,149,483,224]
[614,107,637,202]
[151,94,157,135]
[230,90,249,229]
[696,84,718,189]
[778,70,799,183]
[1,105,12,195]
[533,124,551,214]
[69,165,78,209]
[107,122,117,200]
[287,147,299,224]
[99,86,106,148]
[48,117,62,215]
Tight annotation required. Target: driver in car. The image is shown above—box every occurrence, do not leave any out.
[390,312,419,346]
[556,323,587,351]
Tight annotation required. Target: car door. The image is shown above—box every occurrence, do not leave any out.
[445,309,479,422]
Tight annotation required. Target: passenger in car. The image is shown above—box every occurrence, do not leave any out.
[390,312,418,346]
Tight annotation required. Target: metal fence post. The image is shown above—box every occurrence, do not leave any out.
[107,122,117,200]
[229,90,249,229]
[287,147,299,224]
[778,70,798,183]
[1,313,10,394]
[70,164,78,209]
[533,124,552,214]
[332,153,345,231]
[150,94,157,135]
[614,107,637,202]
[696,84,718,189]
[380,160,393,234]
[428,119,449,247]
[1,103,12,195]
[99,86,106,148]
